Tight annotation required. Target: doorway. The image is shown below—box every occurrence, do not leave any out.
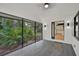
[51,21,64,40]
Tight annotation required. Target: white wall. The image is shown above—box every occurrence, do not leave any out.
[0,3,79,55]
[42,3,79,55]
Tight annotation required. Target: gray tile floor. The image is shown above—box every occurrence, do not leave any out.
[6,40,76,56]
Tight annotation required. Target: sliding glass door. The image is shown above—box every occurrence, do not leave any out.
[0,15,43,55]
[23,20,43,46]
[0,17,22,55]
[23,20,35,46]
[35,22,43,42]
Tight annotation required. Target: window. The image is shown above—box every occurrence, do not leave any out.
[23,20,35,46]
[0,12,43,55]
[0,17,22,55]
[74,11,79,40]
[35,22,43,42]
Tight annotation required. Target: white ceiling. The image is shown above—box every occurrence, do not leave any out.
[0,3,79,22]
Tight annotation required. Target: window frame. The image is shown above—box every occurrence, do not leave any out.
[0,12,43,55]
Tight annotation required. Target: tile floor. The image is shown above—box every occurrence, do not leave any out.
[6,40,76,56]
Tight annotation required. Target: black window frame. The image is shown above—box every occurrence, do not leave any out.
[0,12,43,55]
[74,11,79,40]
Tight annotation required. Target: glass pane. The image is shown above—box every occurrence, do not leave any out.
[51,22,55,39]
[36,22,42,42]
[76,16,78,38]
[23,20,35,46]
[0,17,22,55]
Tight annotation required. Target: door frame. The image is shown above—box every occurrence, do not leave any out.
[51,20,65,41]
[51,22,55,39]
